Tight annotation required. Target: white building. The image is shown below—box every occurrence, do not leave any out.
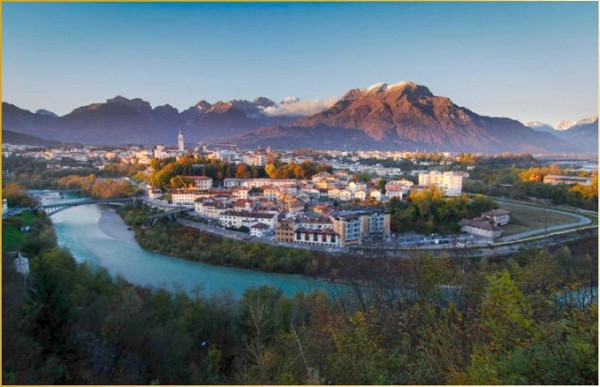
[242,153,267,167]
[219,210,277,230]
[194,198,232,219]
[188,176,213,190]
[339,190,353,201]
[418,171,465,196]
[154,144,184,159]
[210,150,239,163]
[172,189,208,205]
[250,222,270,237]
[385,185,407,200]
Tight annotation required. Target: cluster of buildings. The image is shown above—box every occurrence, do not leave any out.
[156,165,470,246]
[157,173,394,247]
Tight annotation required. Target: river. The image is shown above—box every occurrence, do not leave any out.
[44,196,334,298]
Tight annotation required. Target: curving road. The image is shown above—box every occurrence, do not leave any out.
[496,199,593,242]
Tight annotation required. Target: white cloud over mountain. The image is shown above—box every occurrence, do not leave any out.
[262,97,339,117]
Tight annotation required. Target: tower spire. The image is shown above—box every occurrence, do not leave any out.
[178,130,184,152]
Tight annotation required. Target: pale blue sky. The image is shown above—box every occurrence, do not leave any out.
[2,2,598,124]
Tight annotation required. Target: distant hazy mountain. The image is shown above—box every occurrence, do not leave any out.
[2,129,61,146]
[525,116,598,153]
[230,81,575,153]
[2,96,300,145]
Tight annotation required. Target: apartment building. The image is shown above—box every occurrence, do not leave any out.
[418,171,465,196]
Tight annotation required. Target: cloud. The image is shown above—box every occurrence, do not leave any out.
[261,96,339,117]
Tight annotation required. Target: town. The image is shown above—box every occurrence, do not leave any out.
[4,129,597,253]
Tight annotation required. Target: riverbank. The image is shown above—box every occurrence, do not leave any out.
[97,207,137,244]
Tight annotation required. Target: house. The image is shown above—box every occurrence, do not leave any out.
[339,190,353,201]
[250,222,270,237]
[355,190,367,201]
[232,188,250,199]
[327,188,340,198]
[385,185,406,200]
[187,176,213,190]
[263,186,281,201]
[311,172,333,183]
[286,199,305,214]
[459,218,502,239]
[348,181,367,193]
[233,199,254,211]
[369,190,383,201]
[481,209,511,226]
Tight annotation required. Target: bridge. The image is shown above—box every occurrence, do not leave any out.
[41,197,137,215]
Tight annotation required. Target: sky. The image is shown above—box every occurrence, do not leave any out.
[2,2,598,125]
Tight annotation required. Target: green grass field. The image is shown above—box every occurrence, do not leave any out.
[2,210,36,253]
[498,203,580,237]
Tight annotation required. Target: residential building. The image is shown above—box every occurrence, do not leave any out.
[195,198,231,219]
[275,221,296,243]
[418,171,465,196]
[339,189,353,201]
[385,185,407,200]
[361,210,391,239]
[171,189,214,205]
[219,210,277,230]
[296,215,333,230]
[330,212,363,246]
[187,176,213,190]
[355,190,367,201]
[250,222,270,237]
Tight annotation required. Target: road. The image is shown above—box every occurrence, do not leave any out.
[177,218,346,253]
[495,199,593,242]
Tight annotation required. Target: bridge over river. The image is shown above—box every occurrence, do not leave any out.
[41,197,137,215]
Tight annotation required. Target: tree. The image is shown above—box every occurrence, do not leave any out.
[235,164,252,179]
[170,175,194,189]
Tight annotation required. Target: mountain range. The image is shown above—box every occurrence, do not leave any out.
[524,116,598,153]
[2,81,596,153]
